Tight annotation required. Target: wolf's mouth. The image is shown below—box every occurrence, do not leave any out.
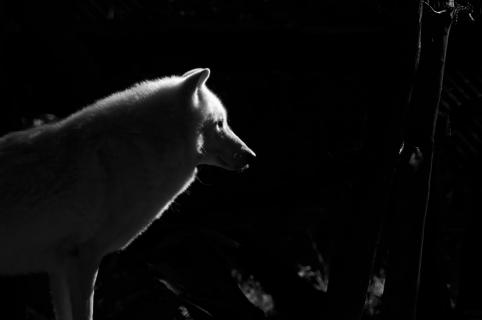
[217,156,249,172]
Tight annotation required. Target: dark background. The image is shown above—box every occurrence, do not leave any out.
[1,1,482,319]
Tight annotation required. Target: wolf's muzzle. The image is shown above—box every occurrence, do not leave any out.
[233,147,256,171]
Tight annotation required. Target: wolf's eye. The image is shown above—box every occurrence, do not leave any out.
[216,120,224,128]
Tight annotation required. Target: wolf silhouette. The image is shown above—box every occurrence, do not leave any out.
[0,68,255,320]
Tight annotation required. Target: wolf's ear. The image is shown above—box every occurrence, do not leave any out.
[182,68,210,94]
[182,68,205,78]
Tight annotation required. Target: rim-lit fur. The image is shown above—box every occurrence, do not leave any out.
[0,68,254,320]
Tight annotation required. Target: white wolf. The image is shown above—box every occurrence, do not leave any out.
[0,68,255,320]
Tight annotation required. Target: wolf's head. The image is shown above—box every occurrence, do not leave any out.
[181,68,256,172]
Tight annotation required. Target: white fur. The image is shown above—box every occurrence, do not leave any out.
[0,68,252,320]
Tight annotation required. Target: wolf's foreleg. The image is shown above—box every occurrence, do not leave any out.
[50,270,74,320]
[67,245,101,320]
[51,242,101,320]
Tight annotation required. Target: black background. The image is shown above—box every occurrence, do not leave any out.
[1,1,482,319]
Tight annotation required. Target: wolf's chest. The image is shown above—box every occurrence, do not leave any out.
[91,139,198,253]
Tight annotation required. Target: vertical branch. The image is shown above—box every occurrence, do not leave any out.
[381,1,454,320]
[323,1,424,319]
[405,1,454,146]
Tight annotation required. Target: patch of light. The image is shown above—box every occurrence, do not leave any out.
[297,264,329,292]
[231,269,276,316]
[365,269,386,317]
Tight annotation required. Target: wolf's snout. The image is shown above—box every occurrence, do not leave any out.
[233,148,256,163]
[200,122,256,171]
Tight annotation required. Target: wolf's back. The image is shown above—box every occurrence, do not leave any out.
[0,125,78,212]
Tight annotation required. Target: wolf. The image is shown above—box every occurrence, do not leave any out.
[0,68,255,320]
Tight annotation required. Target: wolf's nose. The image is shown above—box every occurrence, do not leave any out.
[245,148,256,163]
